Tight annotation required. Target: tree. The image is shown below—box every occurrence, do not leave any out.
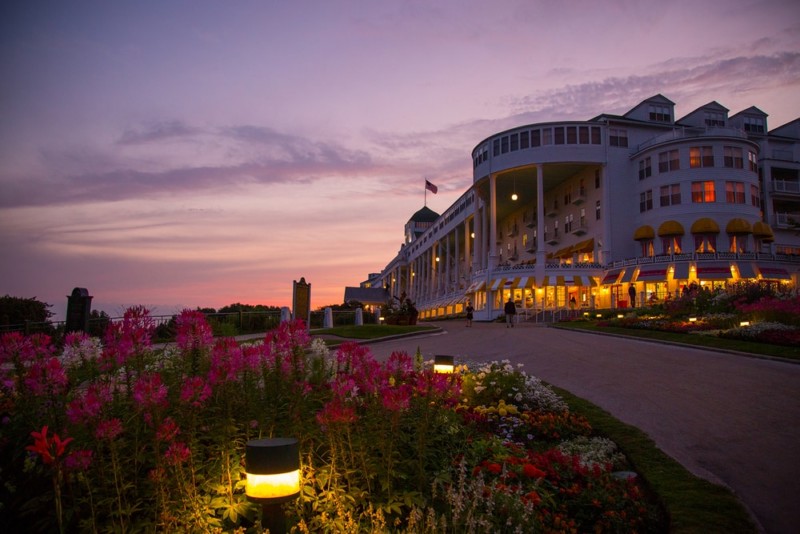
[0,295,53,327]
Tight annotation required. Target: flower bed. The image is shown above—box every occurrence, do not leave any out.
[0,308,662,532]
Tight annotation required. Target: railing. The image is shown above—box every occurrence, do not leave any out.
[608,251,800,269]
[0,310,373,339]
[775,212,799,227]
[773,180,800,194]
[634,126,747,153]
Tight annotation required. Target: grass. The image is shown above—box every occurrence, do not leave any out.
[554,321,800,361]
[311,323,438,340]
[553,386,758,533]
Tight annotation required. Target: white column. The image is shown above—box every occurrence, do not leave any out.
[535,164,546,286]
[489,173,498,270]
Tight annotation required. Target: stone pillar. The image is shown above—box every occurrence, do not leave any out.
[355,308,364,326]
[66,287,92,333]
[323,307,333,328]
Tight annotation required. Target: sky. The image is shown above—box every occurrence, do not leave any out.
[1,0,799,321]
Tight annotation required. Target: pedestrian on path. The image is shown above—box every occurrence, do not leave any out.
[504,298,516,327]
[465,302,474,327]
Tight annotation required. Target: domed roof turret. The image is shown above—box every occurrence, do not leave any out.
[409,205,439,223]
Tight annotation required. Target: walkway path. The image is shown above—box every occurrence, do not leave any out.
[364,321,800,534]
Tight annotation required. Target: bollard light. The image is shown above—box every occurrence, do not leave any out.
[688,317,697,322]
[434,355,455,374]
[740,321,750,327]
[617,314,624,319]
[246,438,300,534]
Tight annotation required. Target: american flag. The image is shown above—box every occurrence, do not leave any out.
[425,179,438,194]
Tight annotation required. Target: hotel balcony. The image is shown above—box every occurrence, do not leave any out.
[772,179,800,197]
[570,222,588,236]
[775,212,799,228]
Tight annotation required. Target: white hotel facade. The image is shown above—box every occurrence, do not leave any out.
[356,95,800,321]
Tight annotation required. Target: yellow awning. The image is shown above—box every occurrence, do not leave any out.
[691,217,720,234]
[752,221,774,241]
[658,220,685,236]
[554,246,572,258]
[633,225,655,241]
[570,238,595,253]
[726,218,752,235]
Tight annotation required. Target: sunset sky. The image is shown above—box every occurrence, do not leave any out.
[1,0,799,321]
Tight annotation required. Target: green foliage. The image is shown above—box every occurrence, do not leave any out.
[0,295,53,326]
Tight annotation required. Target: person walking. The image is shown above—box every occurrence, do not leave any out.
[465,302,474,327]
[628,285,636,308]
[504,298,517,328]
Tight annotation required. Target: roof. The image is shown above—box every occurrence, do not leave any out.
[343,286,391,305]
[409,205,440,223]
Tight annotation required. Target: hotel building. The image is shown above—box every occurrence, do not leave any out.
[350,95,800,321]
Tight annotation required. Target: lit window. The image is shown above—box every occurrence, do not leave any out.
[725,181,746,204]
[692,181,716,203]
[724,146,743,168]
[695,234,716,253]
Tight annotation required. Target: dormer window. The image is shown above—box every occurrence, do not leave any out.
[743,116,765,133]
[649,104,671,122]
[704,111,725,127]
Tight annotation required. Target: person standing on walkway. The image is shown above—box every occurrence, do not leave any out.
[504,298,516,327]
[465,302,474,327]
[628,285,636,308]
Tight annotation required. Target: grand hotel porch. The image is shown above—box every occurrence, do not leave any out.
[414,251,798,322]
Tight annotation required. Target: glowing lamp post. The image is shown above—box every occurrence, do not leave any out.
[434,354,455,374]
[245,438,300,534]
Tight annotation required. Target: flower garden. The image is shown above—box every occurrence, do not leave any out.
[0,307,667,533]
[594,283,800,349]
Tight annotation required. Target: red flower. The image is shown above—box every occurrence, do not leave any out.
[486,462,502,474]
[26,426,73,465]
[523,463,546,479]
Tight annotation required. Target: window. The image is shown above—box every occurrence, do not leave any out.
[591,126,601,144]
[692,181,716,203]
[554,220,558,237]
[493,139,500,156]
[639,190,653,212]
[695,234,716,253]
[595,169,600,188]
[542,128,553,145]
[658,150,680,172]
[564,189,571,205]
[750,184,760,208]
[638,157,652,180]
[744,116,765,133]
[580,207,586,227]
[501,136,509,154]
[704,111,725,127]
[554,127,565,145]
[578,179,586,197]
[649,104,671,122]
[748,151,758,172]
[609,128,628,147]
[662,236,682,255]
[725,181,746,204]
[660,184,681,206]
[566,126,577,144]
[690,146,714,168]
[564,214,572,233]
[595,200,601,220]
[520,131,529,149]
[724,146,743,168]
[532,129,541,147]
[729,234,747,253]
[510,134,519,151]
[579,126,589,144]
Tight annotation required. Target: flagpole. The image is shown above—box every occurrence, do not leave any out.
[424,178,427,206]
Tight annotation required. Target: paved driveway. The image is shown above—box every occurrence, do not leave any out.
[364,321,800,534]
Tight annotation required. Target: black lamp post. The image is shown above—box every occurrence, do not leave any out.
[245,438,300,534]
